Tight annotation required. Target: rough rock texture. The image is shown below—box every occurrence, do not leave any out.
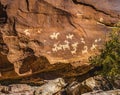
[0,78,66,95]
[0,0,120,77]
[82,89,120,95]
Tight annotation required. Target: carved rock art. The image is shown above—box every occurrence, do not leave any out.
[66,34,74,40]
[50,32,60,40]
[82,46,88,54]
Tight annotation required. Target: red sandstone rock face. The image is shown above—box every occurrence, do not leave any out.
[0,0,120,76]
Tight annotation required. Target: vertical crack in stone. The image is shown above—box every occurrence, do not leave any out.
[26,0,29,11]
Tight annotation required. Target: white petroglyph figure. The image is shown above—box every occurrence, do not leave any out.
[72,42,79,49]
[71,48,77,55]
[50,32,60,40]
[61,43,70,50]
[76,13,83,16]
[81,37,85,44]
[66,34,74,40]
[52,43,62,52]
[82,46,88,54]
[24,29,30,36]
[14,62,32,76]
[90,44,97,51]
[57,44,63,50]
[71,42,79,55]
[52,47,57,52]
[81,40,85,44]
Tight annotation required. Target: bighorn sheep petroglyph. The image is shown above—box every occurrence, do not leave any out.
[61,43,70,50]
[50,32,60,40]
[95,38,101,43]
[82,46,88,54]
[14,62,32,76]
[66,34,74,40]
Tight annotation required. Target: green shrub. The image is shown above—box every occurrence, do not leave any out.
[89,25,120,79]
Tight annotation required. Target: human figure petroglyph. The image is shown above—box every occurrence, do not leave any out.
[50,32,60,40]
[71,42,79,55]
[64,40,70,44]
[14,62,32,76]
[24,29,30,36]
[66,34,74,40]
[57,44,63,50]
[82,46,88,54]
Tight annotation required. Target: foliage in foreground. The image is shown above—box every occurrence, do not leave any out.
[89,25,120,79]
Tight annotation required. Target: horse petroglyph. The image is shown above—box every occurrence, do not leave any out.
[50,32,60,40]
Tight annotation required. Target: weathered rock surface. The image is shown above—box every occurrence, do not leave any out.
[82,89,120,95]
[0,0,120,78]
[0,78,66,95]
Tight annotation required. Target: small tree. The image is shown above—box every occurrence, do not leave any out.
[89,24,120,79]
